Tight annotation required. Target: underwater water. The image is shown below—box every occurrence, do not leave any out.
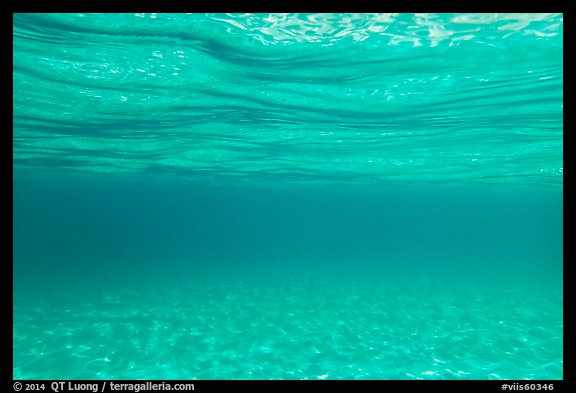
[13,13,562,380]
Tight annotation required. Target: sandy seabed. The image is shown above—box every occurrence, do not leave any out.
[13,274,562,380]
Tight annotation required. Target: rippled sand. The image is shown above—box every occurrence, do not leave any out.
[13,275,562,380]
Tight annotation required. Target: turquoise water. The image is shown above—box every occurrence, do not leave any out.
[13,13,562,380]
